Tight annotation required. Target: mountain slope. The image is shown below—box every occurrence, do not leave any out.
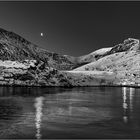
[77,47,112,63]
[0,28,117,70]
[0,28,77,70]
[74,38,140,71]
[69,38,140,86]
[68,38,139,68]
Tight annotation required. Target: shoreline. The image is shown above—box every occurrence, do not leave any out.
[0,84,139,88]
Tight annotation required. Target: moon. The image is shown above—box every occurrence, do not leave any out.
[40,33,44,37]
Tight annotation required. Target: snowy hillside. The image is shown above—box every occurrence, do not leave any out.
[77,47,112,63]
[69,38,140,86]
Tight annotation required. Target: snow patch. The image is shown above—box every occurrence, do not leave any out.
[89,47,112,55]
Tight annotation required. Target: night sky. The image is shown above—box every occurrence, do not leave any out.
[0,1,140,56]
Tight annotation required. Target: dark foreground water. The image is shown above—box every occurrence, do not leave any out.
[0,86,140,139]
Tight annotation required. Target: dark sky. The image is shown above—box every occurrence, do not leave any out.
[0,1,140,56]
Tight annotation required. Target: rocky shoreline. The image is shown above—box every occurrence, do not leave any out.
[0,60,72,87]
[0,59,139,87]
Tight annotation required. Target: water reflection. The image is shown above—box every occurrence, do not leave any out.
[122,87,128,123]
[130,88,135,112]
[0,87,140,139]
[122,87,135,123]
[34,97,44,139]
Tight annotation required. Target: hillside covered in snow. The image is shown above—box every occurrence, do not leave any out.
[70,38,140,86]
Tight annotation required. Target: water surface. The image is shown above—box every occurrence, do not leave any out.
[0,86,139,139]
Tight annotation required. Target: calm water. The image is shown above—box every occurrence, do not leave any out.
[0,86,140,139]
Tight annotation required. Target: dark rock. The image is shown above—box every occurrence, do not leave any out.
[103,38,139,57]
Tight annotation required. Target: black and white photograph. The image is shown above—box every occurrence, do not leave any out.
[0,0,140,139]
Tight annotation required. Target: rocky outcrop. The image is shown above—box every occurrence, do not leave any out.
[0,60,72,87]
[101,38,139,57]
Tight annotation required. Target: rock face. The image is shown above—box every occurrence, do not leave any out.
[104,38,139,55]
[0,28,77,70]
[0,60,71,87]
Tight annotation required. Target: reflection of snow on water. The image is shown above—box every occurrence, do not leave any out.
[34,96,44,139]
[130,88,135,112]
[122,87,128,123]
[122,87,128,109]
[123,116,128,123]
[122,87,135,123]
